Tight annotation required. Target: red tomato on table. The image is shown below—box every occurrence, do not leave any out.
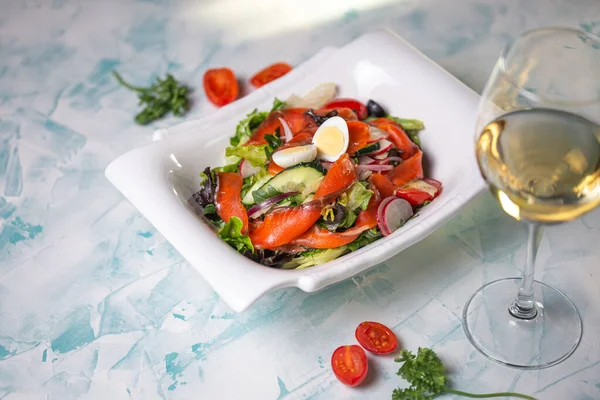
[250,62,293,88]
[203,68,239,106]
[355,321,398,354]
[331,345,368,386]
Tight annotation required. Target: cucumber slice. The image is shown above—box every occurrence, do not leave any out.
[242,174,272,205]
[355,142,381,156]
[253,162,325,204]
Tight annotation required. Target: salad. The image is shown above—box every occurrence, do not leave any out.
[190,84,442,270]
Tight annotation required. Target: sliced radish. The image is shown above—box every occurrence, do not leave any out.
[369,139,393,156]
[369,126,389,141]
[377,156,403,165]
[367,136,385,144]
[374,152,389,160]
[377,197,413,236]
[358,155,376,165]
[240,159,261,178]
[376,197,395,236]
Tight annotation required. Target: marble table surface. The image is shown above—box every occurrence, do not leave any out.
[1,0,600,399]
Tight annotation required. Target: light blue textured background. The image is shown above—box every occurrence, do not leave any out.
[1,0,600,399]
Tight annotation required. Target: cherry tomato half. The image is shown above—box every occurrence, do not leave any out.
[395,178,442,206]
[203,68,239,107]
[323,98,368,120]
[250,62,293,88]
[355,321,398,354]
[331,345,368,387]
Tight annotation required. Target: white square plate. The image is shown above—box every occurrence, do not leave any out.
[105,30,486,312]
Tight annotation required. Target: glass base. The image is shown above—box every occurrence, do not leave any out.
[462,278,582,369]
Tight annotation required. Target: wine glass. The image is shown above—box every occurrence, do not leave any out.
[463,27,600,369]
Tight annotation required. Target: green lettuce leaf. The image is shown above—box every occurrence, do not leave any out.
[348,228,382,251]
[338,210,358,230]
[346,182,374,211]
[213,161,241,173]
[230,109,268,147]
[282,246,348,270]
[386,116,425,131]
[218,216,254,253]
[230,98,286,147]
[225,145,269,167]
[203,204,217,215]
[386,116,424,146]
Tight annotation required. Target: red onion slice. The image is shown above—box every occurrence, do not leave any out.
[247,191,298,219]
[278,117,294,142]
[358,155,376,165]
[356,164,393,172]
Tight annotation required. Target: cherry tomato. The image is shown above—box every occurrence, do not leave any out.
[355,321,398,354]
[395,178,442,206]
[424,178,443,192]
[250,62,293,88]
[331,345,368,386]
[323,98,368,120]
[203,68,239,107]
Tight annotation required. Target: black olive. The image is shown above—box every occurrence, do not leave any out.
[367,99,386,117]
[305,109,338,125]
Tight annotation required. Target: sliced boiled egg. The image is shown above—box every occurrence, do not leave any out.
[272,144,317,168]
[311,116,349,162]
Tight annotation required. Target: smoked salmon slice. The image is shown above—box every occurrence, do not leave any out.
[346,121,371,155]
[369,118,419,159]
[215,172,249,235]
[386,150,423,187]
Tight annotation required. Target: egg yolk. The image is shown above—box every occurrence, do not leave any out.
[315,127,344,156]
[281,146,310,154]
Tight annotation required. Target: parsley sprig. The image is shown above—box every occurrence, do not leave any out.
[393,348,536,400]
[112,70,190,125]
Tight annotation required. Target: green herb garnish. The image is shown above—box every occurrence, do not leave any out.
[112,71,190,125]
[393,348,536,400]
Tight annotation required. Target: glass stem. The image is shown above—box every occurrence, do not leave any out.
[508,223,542,320]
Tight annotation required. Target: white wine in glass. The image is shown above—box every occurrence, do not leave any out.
[477,108,600,223]
[463,27,600,369]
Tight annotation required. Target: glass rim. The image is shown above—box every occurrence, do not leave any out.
[499,26,600,107]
